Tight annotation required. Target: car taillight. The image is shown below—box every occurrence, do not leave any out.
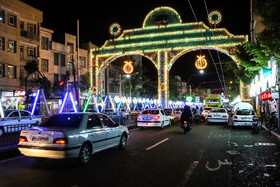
[53,138,68,144]
[201,113,204,116]
[137,116,141,120]
[19,136,27,142]
[222,115,227,118]
[154,116,160,120]
[234,115,238,119]
[208,115,212,117]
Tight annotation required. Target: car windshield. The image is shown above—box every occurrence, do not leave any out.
[164,109,172,115]
[236,109,255,115]
[40,114,83,128]
[212,109,226,113]
[142,110,159,115]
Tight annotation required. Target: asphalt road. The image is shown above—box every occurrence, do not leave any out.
[1,122,280,187]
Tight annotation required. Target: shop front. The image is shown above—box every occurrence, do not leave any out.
[1,90,26,110]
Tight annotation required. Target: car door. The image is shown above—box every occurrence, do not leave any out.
[160,110,168,125]
[5,111,20,133]
[86,114,107,151]
[97,114,120,147]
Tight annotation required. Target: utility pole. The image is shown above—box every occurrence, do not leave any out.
[76,20,80,110]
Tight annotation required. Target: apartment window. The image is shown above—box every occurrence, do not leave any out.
[54,73,59,82]
[27,47,35,56]
[41,37,49,50]
[0,64,4,78]
[54,53,59,66]
[0,10,4,23]
[20,21,24,30]
[79,56,86,68]
[27,24,35,34]
[41,59,48,72]
[8,14,16,27]
[67,43,74,53]
[20,46,24,60]
[7,65,16,78]
[61,54,65,67]
[0,37,4,50]
[7,40,16,53]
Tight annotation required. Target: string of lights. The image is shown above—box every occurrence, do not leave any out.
[187,0,225,93]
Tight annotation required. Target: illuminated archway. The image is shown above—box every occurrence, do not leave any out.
[91,6,248,107]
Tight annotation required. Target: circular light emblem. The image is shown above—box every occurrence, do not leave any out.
[109,23,122,36]
[195,55,207,70]
[123,60,134,74]
[208,10,222,25]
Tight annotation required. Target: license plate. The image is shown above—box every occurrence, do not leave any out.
[216,115,221,117]
[32,136,49,142]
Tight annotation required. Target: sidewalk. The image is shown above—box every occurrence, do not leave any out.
[261,125,280,140]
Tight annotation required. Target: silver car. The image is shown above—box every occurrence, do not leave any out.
[18,113,129,164]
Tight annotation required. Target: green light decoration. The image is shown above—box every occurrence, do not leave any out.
[208,10,222,26]
[92,6,248,107]
[186,96,193,102]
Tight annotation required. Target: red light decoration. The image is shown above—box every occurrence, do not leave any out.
[261,92,272,100]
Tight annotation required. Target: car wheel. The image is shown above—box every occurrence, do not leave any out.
[161,122,164,129]
[118,133,128,149]
[0,128,4,136]
[79,143,92,165]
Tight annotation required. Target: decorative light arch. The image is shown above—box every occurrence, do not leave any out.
[91,6,248,107]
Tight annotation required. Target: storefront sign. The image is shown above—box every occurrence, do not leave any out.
[272,91,279,99]
[2,91,13,97]
[261,92,272,100]
[14,90,26,97]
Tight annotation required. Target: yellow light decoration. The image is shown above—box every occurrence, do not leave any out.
[195,55,207,70]
[123,60,134,74]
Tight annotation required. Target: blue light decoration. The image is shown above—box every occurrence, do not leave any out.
[59,92,69,113]
[31,90,40,115]
[69,92,78,113]
[59,92,78,113]
[92,94,100,113]
[101,96,108,112]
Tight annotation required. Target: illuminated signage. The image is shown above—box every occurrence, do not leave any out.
[261,92,272,100]
[14,90,26,97]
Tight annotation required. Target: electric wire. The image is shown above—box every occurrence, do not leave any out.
[187,0,225,93]
[203,0,227,94]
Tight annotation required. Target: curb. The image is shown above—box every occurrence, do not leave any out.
[261,125,280,140]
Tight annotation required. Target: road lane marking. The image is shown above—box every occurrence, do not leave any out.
[181,150,204,186]
[0,155,25,164]
[145,138,169,151]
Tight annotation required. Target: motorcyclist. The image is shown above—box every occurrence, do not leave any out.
[180,105,193,133]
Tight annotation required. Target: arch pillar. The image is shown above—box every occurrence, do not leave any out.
[158,51,169,108]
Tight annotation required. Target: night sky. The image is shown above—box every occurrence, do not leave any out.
[21,0,250,91]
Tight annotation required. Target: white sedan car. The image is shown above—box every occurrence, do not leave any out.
[207,108,229,124]
[232,108,258,127]
[137,109,171,129]
[18,113,129,165]
[0,110,42,136]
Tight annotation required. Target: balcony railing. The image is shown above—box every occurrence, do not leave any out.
[20,30,39,41]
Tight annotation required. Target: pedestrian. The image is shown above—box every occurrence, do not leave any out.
[260,103,265,124]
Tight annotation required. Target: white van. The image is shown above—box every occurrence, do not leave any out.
[232,102,258,127]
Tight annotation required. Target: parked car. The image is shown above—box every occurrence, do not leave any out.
[18,113,129,165]
[164,108,180,123]
[201,107,213,121]
[137,109,171,129]
[232,108,258,127]
[207,108,229,124]
[0,110,42,136]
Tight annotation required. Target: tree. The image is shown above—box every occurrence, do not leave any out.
[169,77,180,100]
[80,72,91,91]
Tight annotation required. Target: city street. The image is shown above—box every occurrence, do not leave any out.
[1,122,280,187]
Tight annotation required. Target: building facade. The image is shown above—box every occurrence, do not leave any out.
[0,0,42,109]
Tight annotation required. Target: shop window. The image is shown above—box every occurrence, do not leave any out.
[8,14,16,27]
[0,10,5,23]
[8,40,16,53]
[41,59,48,72]
[7,65,16,78]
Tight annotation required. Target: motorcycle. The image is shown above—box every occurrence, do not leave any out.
[252,115,260,133]
[182,120,191,134]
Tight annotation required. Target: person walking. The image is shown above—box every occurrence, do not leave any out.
[260,103,266,124]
